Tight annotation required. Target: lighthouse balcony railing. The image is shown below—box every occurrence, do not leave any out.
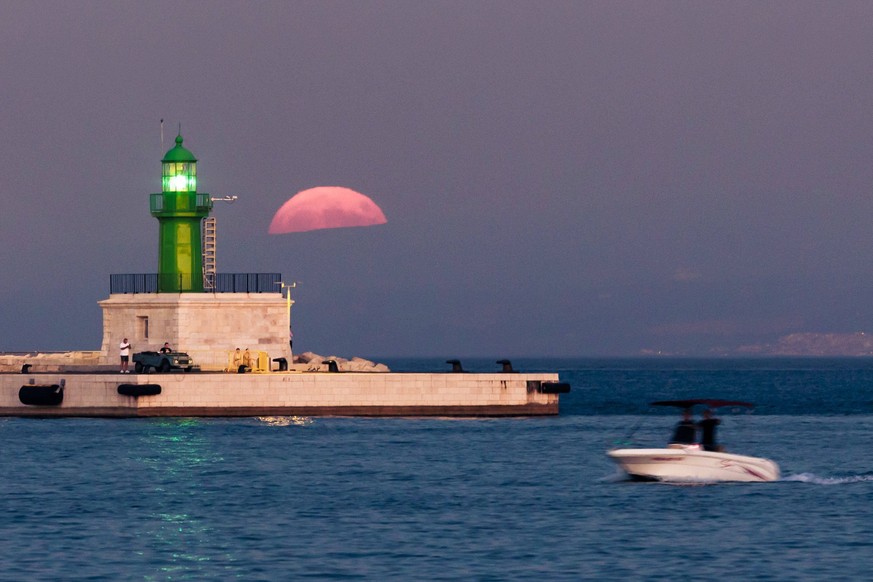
[110,273,282,294]
[150,193,213,214]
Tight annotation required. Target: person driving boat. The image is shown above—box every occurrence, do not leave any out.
[698,408,721,451]
[670,408,697,444]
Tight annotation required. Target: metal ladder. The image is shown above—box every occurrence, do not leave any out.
[202,217,217,291]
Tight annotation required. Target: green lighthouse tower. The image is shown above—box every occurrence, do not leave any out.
[150,133,213,292]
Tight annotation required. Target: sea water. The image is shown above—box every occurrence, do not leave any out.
[2,358,873,580]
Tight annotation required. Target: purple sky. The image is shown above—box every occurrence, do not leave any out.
[2,1,873,357]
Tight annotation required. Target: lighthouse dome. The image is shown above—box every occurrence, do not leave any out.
[162,134,197,163]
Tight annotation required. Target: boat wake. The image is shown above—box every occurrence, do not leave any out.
[600,469,632,483]
[257,416,314,427]
[783,472,873,485]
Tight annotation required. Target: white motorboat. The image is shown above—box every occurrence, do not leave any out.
[607,399,780,483]
[608,445,780,482]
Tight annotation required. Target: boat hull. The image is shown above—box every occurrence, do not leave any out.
[608,446,780,482]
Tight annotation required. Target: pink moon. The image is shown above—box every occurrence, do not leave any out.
[268,186,387,234]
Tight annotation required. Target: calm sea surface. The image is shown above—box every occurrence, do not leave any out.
[3,358,873,580]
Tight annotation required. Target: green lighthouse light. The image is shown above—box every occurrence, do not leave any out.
[164,163,196,192]
[162,135,197,192]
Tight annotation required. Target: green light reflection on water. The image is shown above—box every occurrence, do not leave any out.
[134,418,234,578]
[129,417,312,578]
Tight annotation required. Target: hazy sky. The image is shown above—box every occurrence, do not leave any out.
[3,1,873,357]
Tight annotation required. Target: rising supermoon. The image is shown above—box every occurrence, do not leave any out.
[268,186,387,234]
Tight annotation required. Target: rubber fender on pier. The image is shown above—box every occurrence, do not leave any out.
[118,384,162,397]
[19,381,65,406]
[539,381,571,394]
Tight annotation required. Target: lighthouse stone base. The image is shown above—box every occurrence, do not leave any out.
[98,293,291,371]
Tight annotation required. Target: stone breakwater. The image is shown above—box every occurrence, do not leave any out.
[0,351,388,374]
[0,351,103,373]
[1,369,563,417]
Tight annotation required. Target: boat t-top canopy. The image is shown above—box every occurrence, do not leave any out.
[650,399,754,410]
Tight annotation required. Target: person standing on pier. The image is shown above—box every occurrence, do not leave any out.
[119,338,132,373]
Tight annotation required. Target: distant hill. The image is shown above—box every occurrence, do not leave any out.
[736,332,873,356]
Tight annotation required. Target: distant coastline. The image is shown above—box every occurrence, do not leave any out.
[735,332,873,357]
[643,332,873,357]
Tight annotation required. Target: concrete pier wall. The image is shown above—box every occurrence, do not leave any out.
[1,371,562,417]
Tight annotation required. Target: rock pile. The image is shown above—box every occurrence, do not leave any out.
[293,352,390,372]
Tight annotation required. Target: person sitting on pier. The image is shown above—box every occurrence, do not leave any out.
[698,408,722,452]
[231,347,248,373]
[670,408,697,445]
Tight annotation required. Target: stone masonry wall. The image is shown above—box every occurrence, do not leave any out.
[99,293,291,370]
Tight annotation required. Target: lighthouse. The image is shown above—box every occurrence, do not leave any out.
[150,133,213,292]
[99,131,290,371]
